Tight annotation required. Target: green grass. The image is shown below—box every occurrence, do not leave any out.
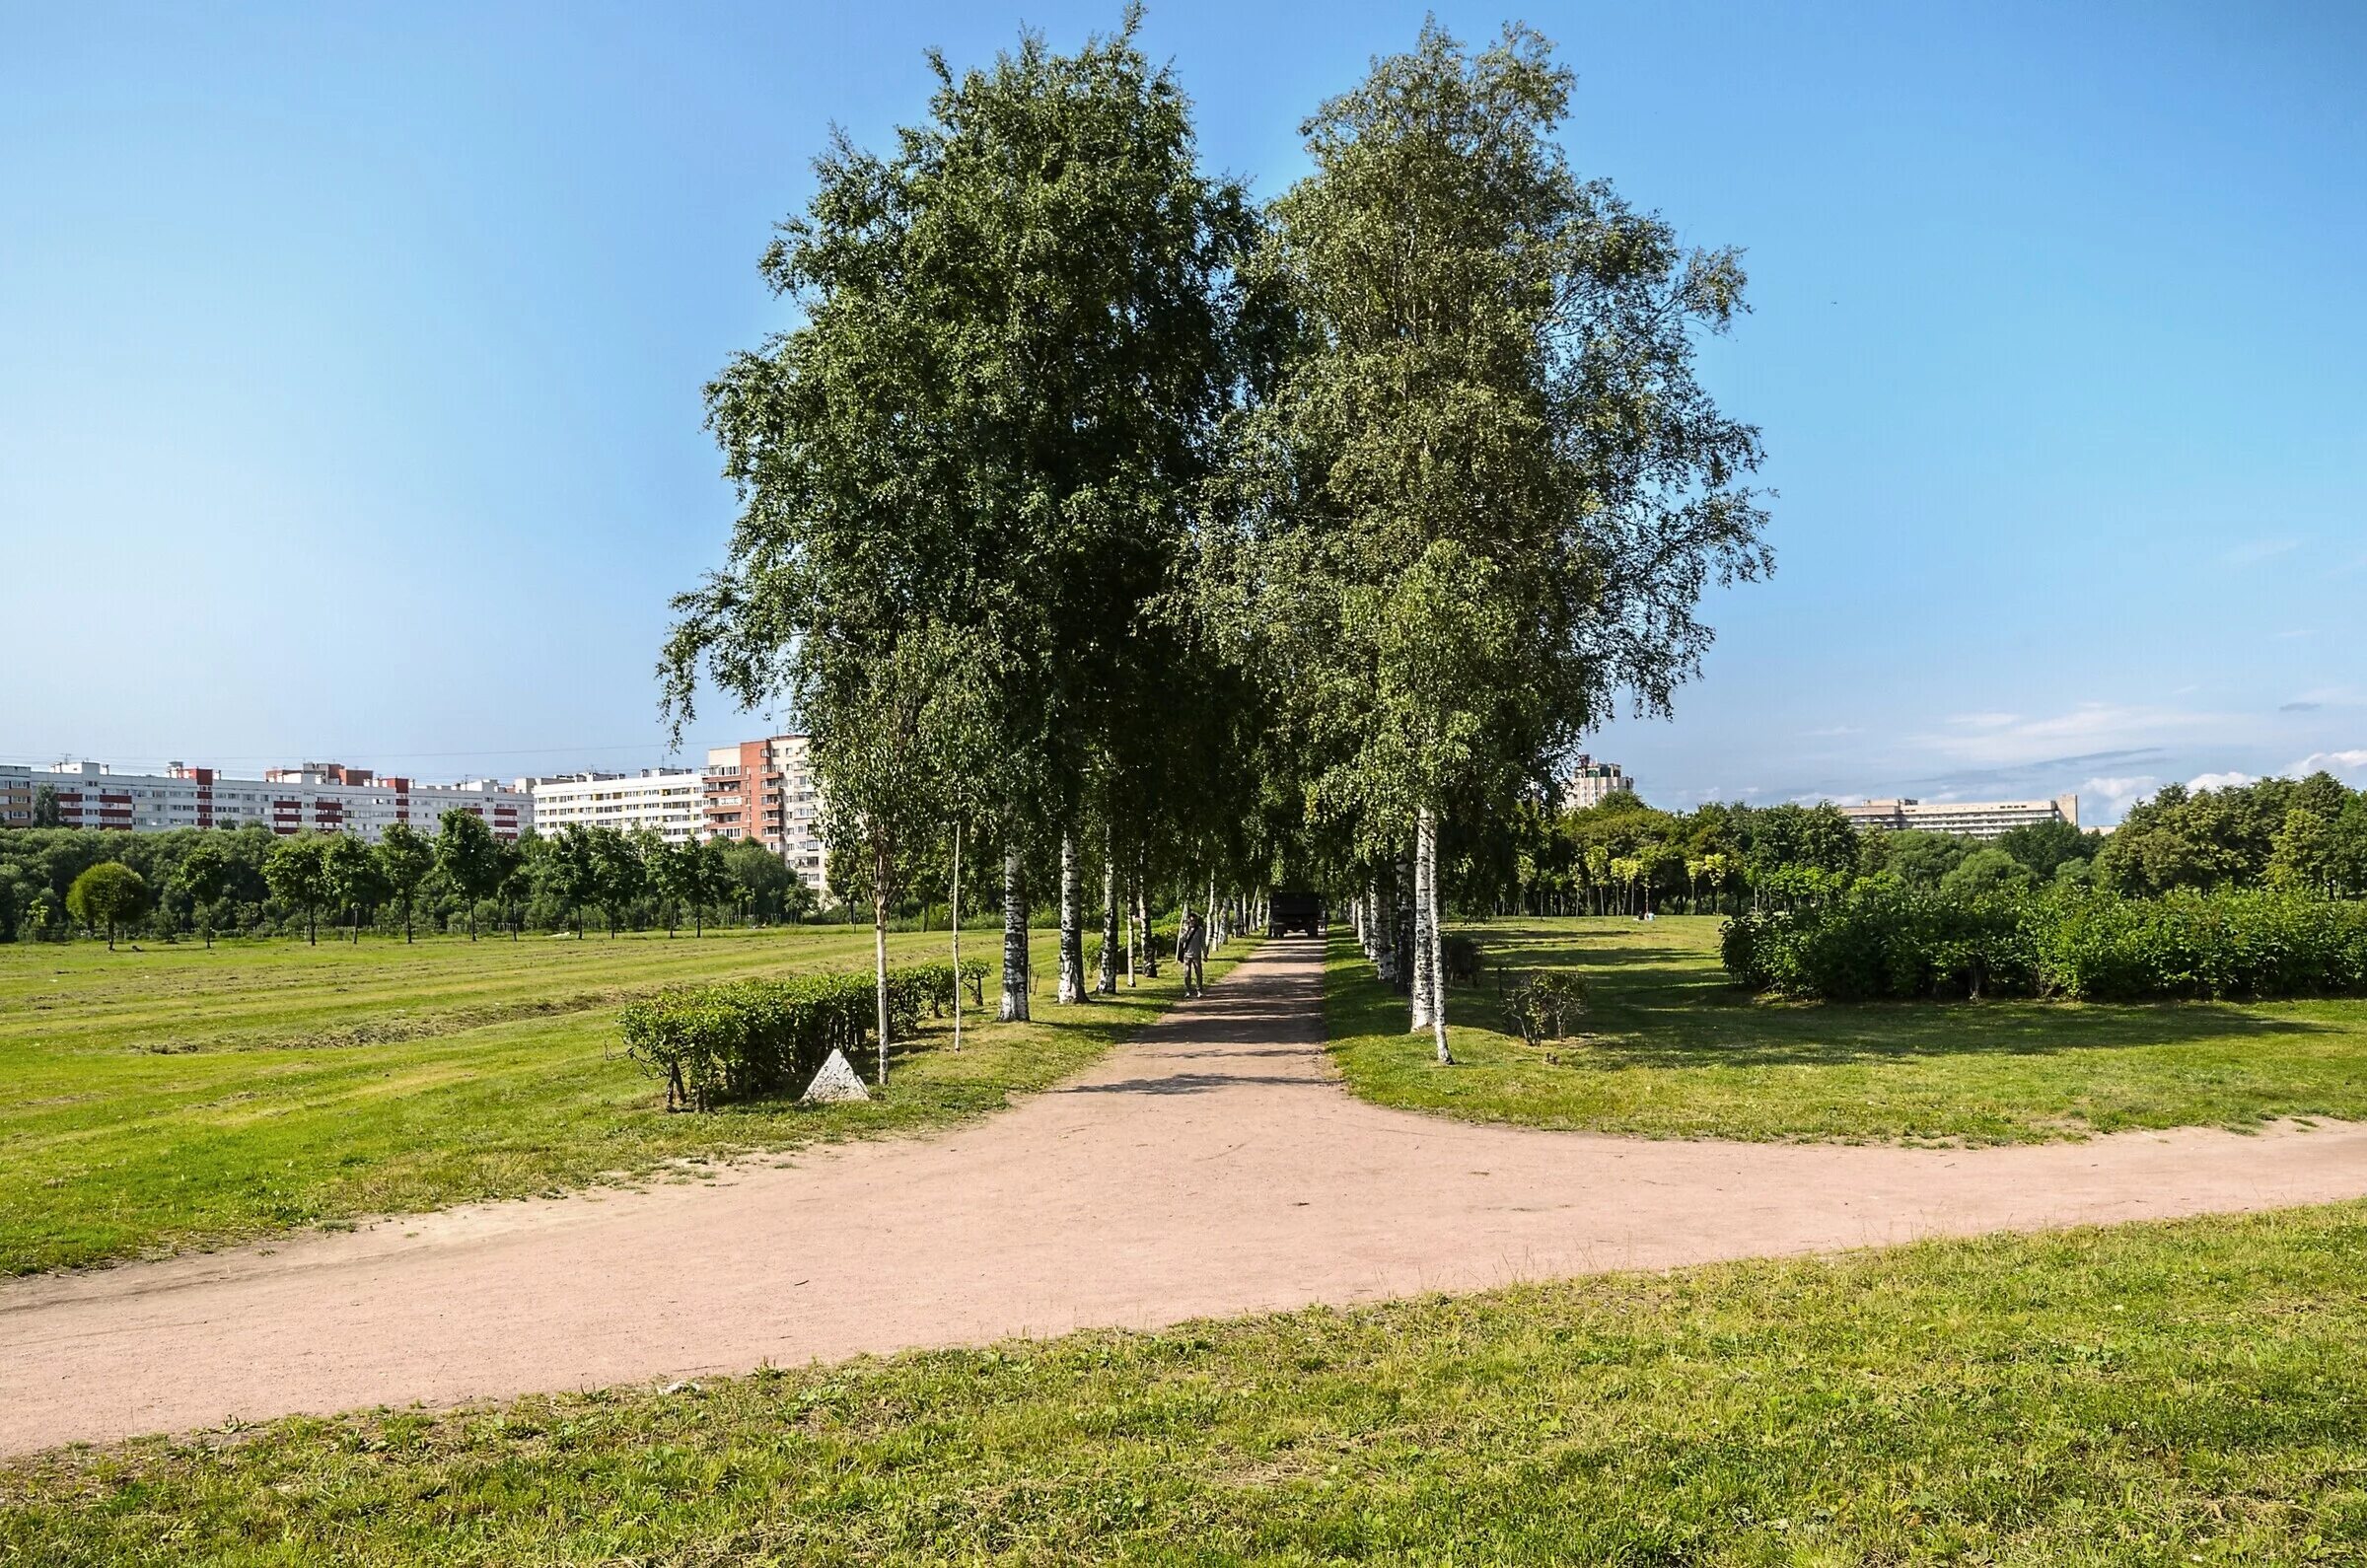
[0,926,1234,1274]
[1329,916,2367,1144]
[6,1202,2366,1562]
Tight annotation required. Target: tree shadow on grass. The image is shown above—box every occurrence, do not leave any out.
[1372,929,2349,1072]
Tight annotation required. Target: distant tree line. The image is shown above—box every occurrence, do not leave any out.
[0,817,833,946]
[1474,769,2367,918]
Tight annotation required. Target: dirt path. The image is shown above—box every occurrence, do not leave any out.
[7,939,2366,1455]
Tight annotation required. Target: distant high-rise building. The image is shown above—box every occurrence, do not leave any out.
[703,736,826,891]
[1561,754,1635,810]
[0,759,531,840]
[1837,794,2079,840]
[523,769,703,843]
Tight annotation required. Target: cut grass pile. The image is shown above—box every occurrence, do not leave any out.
[0,927,1234,1274]
[1329,916,2367,1144]
[5,1202,2363,1563]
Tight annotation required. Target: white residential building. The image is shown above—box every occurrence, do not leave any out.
[1561,755,1635,810]
[0,760,532,840]
[702,735,827,891]
[524,769,703,843]
[1838,793,2080,840]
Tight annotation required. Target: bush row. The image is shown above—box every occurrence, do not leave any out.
[1722,887,2367,1002]
[619,959,993,1111]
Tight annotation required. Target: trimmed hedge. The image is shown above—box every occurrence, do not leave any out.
[620,959,994,1111]
[1723,886,2367,1003]
[896,960,993,1017]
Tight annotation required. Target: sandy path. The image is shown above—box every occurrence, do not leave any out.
[6,939,2366,1455]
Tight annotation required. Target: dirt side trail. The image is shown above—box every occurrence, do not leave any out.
[6,939,2365,1454]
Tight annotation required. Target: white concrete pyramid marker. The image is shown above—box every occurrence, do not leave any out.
[802,1048,871,1104]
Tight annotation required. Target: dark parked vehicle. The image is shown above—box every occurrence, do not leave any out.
[1268,891,1323,938]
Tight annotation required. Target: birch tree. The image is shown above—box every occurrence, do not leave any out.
[1219,22,1770,1050]
[663,12,1255,1031]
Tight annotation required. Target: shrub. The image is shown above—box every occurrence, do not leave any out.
[618,960,988,1111]
[2038,890,2367,1001]
[1442,933,1482,987]
[1502,970,1587,1047]
[890,960,993,1017]
[1723,887,2367,1003]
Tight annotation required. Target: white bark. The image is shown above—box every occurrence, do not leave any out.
[1423,806,1452,1064]
[1410,825,1435,1031]
[1057,829,1085,1004]
[950,821,963,1052]
[1393,849,1414,990]
[1137,879,1157,976]
[872,891,892,1088]
[1096,847,1117,994]
[999,838,1029,1022]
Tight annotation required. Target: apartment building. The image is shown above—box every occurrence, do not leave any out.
[703,735,826,891]
[0,759,532,841]
[1561,755,1636,811]
[1838,793,2080,840]
[524,769,703,843]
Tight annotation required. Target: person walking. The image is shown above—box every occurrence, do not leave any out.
[1178,909,1207,999]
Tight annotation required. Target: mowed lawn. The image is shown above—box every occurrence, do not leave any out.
[5,1202,2364,1562]
[1330,915,2367,1144]
[0,927,1234,1274]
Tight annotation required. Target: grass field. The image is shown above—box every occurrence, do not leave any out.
[4,1201,2362,1562]
[1329,916,2367,1144]
[0,926,1234,1274]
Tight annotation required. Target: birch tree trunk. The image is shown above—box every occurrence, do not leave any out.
[1410,821,1436,1031]
[1421,806,1452,1064]
[1096,846,1117,994]
[1137,877,1158,976]
[999,837,1030,1022]
[872,873,892,1088]
[950,821,963,1052]
[1124,875,1138,985]
[1395,850,1416,992]
[1057,829,1086,1003]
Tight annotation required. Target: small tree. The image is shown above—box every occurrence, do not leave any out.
[493,834,530,940]
[264,836,329,945]
[691,839,732,934]
[376,822,434,943]
[588,826,647,937]
[1940,847,2034,898]
[324,833,386,943]
[541,825,601,938]
[67,862,149,949]
[435,809,502,939]
[2268,807,2336,896]
[172,838,233,948]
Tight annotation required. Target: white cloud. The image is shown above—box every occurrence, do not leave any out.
[2289,749,2367,781]
[2219,538,2302,567]
[1914,702,2224,767]
[2081,775,2159,822]
[2188,770,2256,792]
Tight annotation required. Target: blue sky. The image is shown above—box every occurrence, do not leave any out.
[3,1,2360,822]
